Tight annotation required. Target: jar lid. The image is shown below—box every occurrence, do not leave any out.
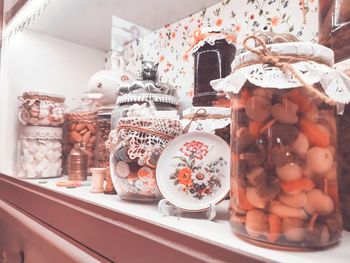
[116,93,178,106]
[182,107,230,118]
[21,91,65,103]
[20,126,62,140]
[211,41,350,104]
[97,105,117,116]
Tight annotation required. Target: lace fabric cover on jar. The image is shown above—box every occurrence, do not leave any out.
[211,39,350,249]
[107,117,182,201]
[181,107,231,144]
[18,91,65,127]
[17,126,62,179]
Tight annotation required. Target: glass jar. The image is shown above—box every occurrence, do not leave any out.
[336,59,350,231]
[63,94,99,172]
[319,0,350,61]
[211,41,348,249]
[109,117,182,201]
[181,107,230,144]
[95,106,117,194]
[18,91,65,126]
[111,93,178,129]
[17,126,62,178]
[192,28,236,107]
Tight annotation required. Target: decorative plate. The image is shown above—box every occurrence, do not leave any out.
[156,132,230,211]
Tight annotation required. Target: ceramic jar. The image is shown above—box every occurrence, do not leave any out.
[17,126,62,178]
[88,52,136,105]
[211,40,350,249]
[18,91,65,126]
[109,117,182,201]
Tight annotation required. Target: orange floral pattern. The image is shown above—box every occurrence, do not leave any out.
[116,0,318,110]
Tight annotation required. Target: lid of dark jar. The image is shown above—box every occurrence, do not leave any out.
[116,93,178,106]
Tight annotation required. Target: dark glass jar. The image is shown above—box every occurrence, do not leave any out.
[192,29,236,106]
[319,0,350,61]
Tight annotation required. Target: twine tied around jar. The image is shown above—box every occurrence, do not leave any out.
[239,35,336,106]
[183,108,229,133]
[65,111,98,121]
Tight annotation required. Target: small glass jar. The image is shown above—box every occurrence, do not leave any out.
[111,93,178,129]
[211,41,347,249]
[63,94,99,172]
[181,107,230,144]
[18,91,65,126]
[95,106,117,194]
[17,126,62,178]
[109,117,182,201]
[192,28,236,107]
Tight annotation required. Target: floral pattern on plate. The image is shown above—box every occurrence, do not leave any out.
[170,140,227,200]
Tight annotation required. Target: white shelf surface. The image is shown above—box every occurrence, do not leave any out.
[24,176,350,263]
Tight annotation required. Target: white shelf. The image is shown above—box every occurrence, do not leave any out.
[23,176,350,263]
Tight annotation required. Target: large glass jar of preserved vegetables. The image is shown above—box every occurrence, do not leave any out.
[211,39,350,249]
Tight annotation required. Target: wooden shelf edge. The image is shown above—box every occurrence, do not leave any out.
[0,174,265,263]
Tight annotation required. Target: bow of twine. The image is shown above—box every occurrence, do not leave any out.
[185,28,236,54]
[241,35,335,106]
[183,108,229,133]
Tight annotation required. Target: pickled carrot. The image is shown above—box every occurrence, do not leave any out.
[286,89,310,112]
[237,187,255,211]
[281,178,315,193]
[308,213,318,231]
[267,214,281,242]
[249,120,263,138]
[299,118,330,147]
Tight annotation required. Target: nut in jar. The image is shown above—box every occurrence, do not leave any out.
[18,91,65,126]
[211,36,350,249]
[107,117,182,201]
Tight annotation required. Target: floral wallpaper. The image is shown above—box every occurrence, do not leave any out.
[112,0,319,110]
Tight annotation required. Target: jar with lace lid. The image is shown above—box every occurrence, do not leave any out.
[110,93,178,130]
[18,91,65,127]
[211,37,350,249]
[108,117,182,201]
[17,126,62,179]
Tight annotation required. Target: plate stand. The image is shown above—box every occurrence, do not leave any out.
[158,199,217,221]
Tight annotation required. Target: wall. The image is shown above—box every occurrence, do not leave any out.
[117,0,319,111]
[0,30,105,175]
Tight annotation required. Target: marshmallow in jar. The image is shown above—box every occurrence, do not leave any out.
[211,39,350,249]
[17,126,62,179]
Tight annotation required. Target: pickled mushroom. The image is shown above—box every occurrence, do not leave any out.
[278,192,307,208]
[305,224,330,246]
[245,210,268,238]
[282,218,306,242]
[252,87,273,100]
[271,145,294,167]
[242,144,266,167]
[232,128,255,153]
[291,132,310,156]
[306,147,333,174]
[305,189,334,215]
[245,96,272,122]
[276,163,303,182]
[270,202,308,220]
[246,187,267,208]
[271,103,298,124]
